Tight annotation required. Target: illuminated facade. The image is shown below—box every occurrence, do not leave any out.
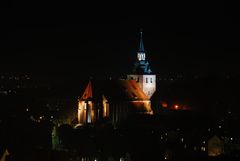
[76,31,155,126]
[77,80,152,126]
[127,31,156,99]
[77,81,109,125]
[208,135,224,156]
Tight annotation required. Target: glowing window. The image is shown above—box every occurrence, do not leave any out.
[142,54,145,60]
[138,53,141,61]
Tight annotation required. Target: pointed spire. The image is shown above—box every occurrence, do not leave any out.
[139,29,145,52]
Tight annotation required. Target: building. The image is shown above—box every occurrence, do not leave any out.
[208,135,224,156]
[77,79,152,126]
[127,31,156,99]
[76,31,155,126]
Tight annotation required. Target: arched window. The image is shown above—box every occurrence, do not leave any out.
[142,54,145,60]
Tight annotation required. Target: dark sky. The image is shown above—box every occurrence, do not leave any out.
[1,1,240,78]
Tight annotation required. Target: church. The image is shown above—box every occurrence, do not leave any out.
[76,31,156,127]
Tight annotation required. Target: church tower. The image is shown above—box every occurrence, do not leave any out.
[127,31,156,99]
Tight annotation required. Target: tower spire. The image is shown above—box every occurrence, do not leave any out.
[127,30,156,99]
[139,29,145,52]
[134,29,152,74]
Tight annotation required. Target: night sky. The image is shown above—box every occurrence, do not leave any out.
[1,1,240,78]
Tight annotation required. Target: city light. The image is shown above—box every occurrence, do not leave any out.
[162,102,168,108]
[181,138,184,143]
[174,105,179,110]
[201,146,206,151]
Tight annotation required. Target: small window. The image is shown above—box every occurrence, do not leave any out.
[137,77,139,82]
[150,78,153,83]
[146,78,148,83]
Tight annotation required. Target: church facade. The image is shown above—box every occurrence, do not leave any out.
[76,31,156,126]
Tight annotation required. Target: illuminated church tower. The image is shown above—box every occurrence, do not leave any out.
[127,31,156,99]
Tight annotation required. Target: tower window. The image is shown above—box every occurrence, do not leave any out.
[146,78,148,83]
[150,78,153,83]
[137,77,139,82]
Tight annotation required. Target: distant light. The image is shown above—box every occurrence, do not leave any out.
[208,128,211,132]
[162,102,168,108]
[218,125,222,129]
[230,137,233,141]
[193,146,197,151]
[201,146,206,151]
[51,116,54,119]
[26,108,29,112]
[174,105,179,109]
[181,138,184,143]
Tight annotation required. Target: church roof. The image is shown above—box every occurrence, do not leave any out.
[133,61,152,74]
[119,79,148,101]
[132,31,152,74]
[79,79,148,102]
[80,81,93,100]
